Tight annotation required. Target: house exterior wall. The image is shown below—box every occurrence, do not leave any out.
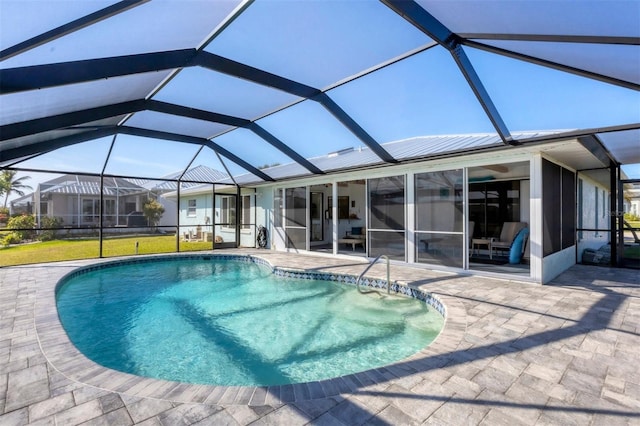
[261,147,539,277]
[576,173,611,261]
[156,197,176,227]
[178,193,214,240]
[176,189,256,246]
[52,193,76,226]
[12,139,604,284]
[542,246,576,283]
[251,141,607,284]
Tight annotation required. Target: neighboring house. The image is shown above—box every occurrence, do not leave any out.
[11,175,151,228]
[10,165,230,231]
[127,165,229,228]
[164,183,256,247]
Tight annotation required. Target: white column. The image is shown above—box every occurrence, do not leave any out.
[332,181,338,255]
[529,155,543,283]
[406,172,415,263]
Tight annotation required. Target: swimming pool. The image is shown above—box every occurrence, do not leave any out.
[56,255,445,387]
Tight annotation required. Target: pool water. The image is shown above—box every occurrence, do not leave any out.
[56,258,444,386]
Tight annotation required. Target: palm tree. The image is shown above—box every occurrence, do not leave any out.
[0,170,32,209]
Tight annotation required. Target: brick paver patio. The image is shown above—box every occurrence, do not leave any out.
[1,249,638,425]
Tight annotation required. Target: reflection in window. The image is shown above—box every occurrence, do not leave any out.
[285,187,307,250]
[221,196,236,228]
[469,180,520,239]
[274,189,283,228]
[368,176,405,230]
[368,176,405,260]
[241,195,251,230]
[415,170,463,232]
[415,170,464,267]
[285,187,307,228]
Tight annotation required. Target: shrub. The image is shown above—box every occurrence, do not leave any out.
[0,206,8,224]
[143,199,165,230]
[6,214,35,241]
[2,232,22,246]
[39,216,63,241]
[624,212,639,222]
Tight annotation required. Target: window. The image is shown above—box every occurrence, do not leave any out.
[415,169,464,267]
[368,175,405,260]
[469,180,521,239]
[82,199,99,224]
[274,189,283,228]
[222,196,236,228]
[327,196,349,219]
[241,195,251,230]
[285,187,306,249]
[187,199,196,217]
[103,199,116,224]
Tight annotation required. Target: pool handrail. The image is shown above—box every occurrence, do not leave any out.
[356,254,390,296]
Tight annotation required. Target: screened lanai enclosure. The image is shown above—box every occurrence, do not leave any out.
[1,0,639,279]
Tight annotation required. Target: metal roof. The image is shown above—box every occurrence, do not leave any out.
[40,175,146,196]
[127,165,231,190]
[226,131,561,185]
[1,0,638,183]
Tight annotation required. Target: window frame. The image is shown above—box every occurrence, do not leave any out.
[187,199,197,217]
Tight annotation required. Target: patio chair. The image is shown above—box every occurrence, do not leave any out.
[492,222,528,257]
[194,225,203,241]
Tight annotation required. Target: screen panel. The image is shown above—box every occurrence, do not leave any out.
[2,0,242,68]
[327,48,494,143]
[465,46,640,132]
[543,159,561,256]
[206,0,431,88]
[154,67,301,121]
[562,167,576,250]
[418,0,640,38]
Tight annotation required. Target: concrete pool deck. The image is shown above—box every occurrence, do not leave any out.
[1,249,638,425]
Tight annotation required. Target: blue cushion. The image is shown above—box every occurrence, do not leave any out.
[351,227,362,235]
[508,227,529,264]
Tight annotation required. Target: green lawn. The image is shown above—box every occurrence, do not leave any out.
[0,235,213,267]
[626,220,640,230]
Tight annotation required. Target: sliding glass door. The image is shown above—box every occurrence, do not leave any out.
[368,175,405,260]
[415,170,464,267]
[285,187,307,250]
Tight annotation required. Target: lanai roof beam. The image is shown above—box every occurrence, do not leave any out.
[382,0,514,145]
[0,0,149,61]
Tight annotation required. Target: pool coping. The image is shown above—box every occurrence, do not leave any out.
[35,252,467,405]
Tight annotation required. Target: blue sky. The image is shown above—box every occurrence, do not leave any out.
[3,0,640,201]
